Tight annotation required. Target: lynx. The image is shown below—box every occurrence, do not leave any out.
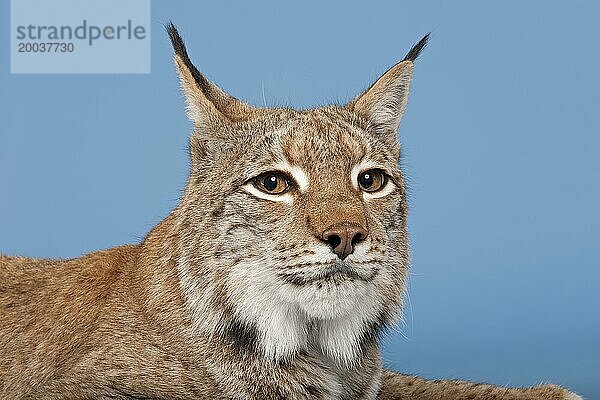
[0,23,582,400]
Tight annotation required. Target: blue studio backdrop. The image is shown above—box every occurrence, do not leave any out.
[1,1,598,398]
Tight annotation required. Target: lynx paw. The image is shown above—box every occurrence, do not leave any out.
[535,384,583,400]
[565,393,583,400]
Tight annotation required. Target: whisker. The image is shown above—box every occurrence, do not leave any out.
[387,321,409,341]
[405,281,415,339]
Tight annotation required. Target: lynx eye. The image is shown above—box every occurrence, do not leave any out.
[358,169,387,192]
[253,171,291,195]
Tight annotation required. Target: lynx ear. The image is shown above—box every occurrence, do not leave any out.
[349,34,429,139]
[166,22,253,128]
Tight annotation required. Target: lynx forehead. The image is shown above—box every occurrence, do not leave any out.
[240,113,400,204]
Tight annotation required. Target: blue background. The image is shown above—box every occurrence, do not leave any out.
[1,1,598,397]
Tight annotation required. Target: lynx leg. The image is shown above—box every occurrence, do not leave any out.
[379,370,582,400]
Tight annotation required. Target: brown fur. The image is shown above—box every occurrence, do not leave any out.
[0,24,580,400]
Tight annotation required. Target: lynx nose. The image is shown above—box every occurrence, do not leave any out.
[321,223,368,260]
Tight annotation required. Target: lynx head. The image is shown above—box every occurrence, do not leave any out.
[166,23,427,364]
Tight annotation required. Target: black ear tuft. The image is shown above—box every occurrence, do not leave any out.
[166,22,215,96]
[403,33,430,62]
[166,22,191,63]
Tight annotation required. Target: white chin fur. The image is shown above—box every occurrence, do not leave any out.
[285,279,376,320]
[226,257,383,364]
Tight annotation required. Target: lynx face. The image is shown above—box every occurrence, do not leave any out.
[224,109,408,321]
[168,25,424,363]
